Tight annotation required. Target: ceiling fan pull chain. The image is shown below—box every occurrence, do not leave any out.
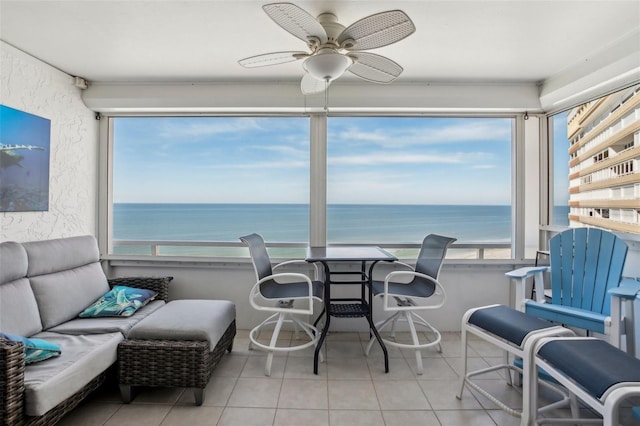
[324,78,329,113]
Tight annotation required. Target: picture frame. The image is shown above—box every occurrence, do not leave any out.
[0,105,51,212]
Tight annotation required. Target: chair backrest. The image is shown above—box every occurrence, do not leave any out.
[412,234,457,294]
[549,228,627,315]
[240,233,273,282]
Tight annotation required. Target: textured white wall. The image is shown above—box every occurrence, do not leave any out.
[0,42,98,242]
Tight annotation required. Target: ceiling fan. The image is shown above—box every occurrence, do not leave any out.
[238,3,416,95]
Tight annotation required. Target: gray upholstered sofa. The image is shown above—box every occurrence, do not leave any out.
[0,235,234,425]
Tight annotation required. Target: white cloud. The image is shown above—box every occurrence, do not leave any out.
[334,120,511,148]
[158,117,263,139]
[251,144,308,158]
[329,151,492,166]
[207,160,308,170]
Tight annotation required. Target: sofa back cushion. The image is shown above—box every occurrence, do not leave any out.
[23,236,110,330]
[0,242,43,336]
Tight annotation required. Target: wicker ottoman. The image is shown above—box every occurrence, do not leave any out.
[118,299,236,405]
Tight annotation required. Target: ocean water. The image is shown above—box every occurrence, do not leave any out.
[114,203,570,242]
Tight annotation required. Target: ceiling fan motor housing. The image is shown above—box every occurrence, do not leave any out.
[317,13,346,46]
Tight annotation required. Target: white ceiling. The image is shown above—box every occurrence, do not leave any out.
[1,0,639,88]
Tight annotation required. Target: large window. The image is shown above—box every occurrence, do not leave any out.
[326,117,513,259]
[112,116,310,256]
[548,84,640,234]
[109,115,516,259]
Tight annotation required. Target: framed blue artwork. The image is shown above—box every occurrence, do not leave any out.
[0,105,51,212]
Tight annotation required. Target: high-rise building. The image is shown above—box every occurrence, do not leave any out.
[566,85,640,234]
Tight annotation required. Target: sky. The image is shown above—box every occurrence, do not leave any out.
[113,115,516,205]
[552,111,570,206]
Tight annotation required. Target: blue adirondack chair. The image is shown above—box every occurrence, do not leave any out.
[507,228,636,350]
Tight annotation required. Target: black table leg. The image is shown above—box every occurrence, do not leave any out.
[366,260,389,373]
[314,261,331,375]
[365,313,389,372]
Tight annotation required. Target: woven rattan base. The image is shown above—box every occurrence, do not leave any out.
[118,320,236,405]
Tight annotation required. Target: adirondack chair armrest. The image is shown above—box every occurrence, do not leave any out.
[608,278,640,353]
[505,266,549,279]
[608,278,640,299]
[506,266,550,310]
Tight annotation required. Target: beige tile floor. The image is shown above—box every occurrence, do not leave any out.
[57,330,637,426]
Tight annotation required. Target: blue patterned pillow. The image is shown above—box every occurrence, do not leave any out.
[0,332,61,363]
[79,286,157,318]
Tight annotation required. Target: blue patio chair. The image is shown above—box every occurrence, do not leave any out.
[365,234,456,374]
[507,227,637,351]
[240,233,324,376]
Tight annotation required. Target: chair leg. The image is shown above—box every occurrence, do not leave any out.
[292,315,323,363]
[365,313,400,355]
[390,315,399,339]
[456,325,469,400]
[249,312,279,352]
[265,312,286,376]
[368,310,442,375]
[405,311,424,375]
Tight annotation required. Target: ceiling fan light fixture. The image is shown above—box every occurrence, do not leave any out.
[303,49,352,81]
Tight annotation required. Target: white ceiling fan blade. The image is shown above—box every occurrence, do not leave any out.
[301,73,329,95]
[348,52,403,83]
[338,10,415,51]
[263,3,328,45]
[238,51,308,68]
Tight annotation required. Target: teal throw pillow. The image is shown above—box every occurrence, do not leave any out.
[0,332,62,363]
[79,285,157,318]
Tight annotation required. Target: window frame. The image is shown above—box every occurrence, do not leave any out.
[99,111,527,261]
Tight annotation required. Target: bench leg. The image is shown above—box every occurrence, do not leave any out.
[604,386,640,426]
[192,388,205,406]
[120,384,133,403]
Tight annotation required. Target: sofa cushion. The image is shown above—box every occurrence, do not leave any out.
[22,235,100,277]
[0,241,43,336]
[48,300,166,336]
[0,277,43,336]
[29,263,110,330]
[79,286,157,318]
[0,332,61,363]
[23,331,123,416]
[0,241,28,284]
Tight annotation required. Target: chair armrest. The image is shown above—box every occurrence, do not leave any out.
[608,278,640,352]
[382,270,446,312]
[1,338,26,426]
[108,276,173,302]
[249,272,316,316]
[370,260,414,282]
[506,266,549,310]
[505,266,549,279]
[273,259,319,280]
[608,278,640,299]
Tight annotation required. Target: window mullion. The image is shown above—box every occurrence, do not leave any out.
[310,114,327,247]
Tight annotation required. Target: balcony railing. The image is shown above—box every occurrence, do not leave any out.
[111,240,512,260]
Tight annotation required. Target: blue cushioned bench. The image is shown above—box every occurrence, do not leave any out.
[530,337,640,425]
[457,304,574,424]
